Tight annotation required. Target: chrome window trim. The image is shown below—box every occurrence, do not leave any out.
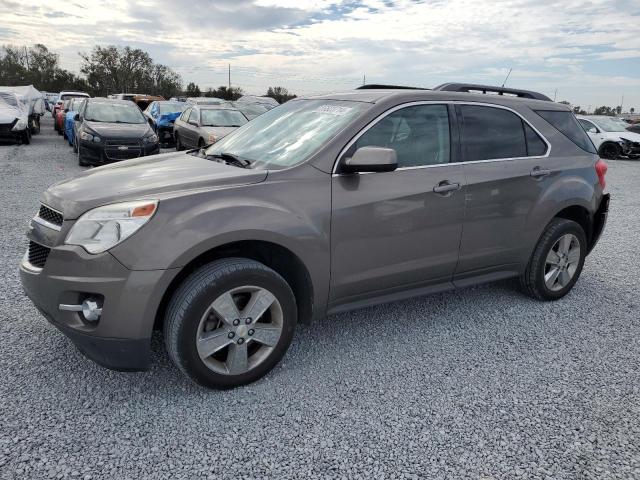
[331,100,552,175]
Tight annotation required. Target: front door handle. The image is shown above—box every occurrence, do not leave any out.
[530,166,551,178]
[433,181,461,195]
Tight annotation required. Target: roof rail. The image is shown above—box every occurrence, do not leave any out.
[357,84,430,90]
[433,83,552,101]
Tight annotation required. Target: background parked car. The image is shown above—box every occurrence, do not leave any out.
[173,104,248,150]
[55,100,70,135]
[133,94,164,111]
[231,101,271,120]
[75,98,159,166]
[0,85,46,135]
[64,98,87,145]
[143,100,186,146]
[185,97,230,106]
[235,95,279,108]
[0,91,30,144]
[577,115,640,159]
[51,91,89,131]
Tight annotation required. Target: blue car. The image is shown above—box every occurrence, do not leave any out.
[143,100,186,146]
[64,97,86,148]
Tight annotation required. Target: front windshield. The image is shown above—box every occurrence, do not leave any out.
[85,102,146,124]
[593,117,628,132]
[205,99,368,169]
[201,109,248,127]
[159,102,185,114]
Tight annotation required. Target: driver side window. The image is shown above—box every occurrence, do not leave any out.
[353,104,451,168]
[579,119,597,132]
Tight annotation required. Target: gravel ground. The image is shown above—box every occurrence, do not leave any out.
[1,116,639,480]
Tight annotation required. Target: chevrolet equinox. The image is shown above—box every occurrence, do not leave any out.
[20,83,610,389]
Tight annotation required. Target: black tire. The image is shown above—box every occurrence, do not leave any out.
[599,142,621,160]
[520,218,587,301]
[73,135,78,153]
[175,134,184,151]
[78,147,89,167]
[165,258,297,389]
[21,130,31,145]
[198,138,205,148]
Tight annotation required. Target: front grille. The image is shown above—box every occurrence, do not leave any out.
[0,120,17,133]
[27,241,50,268]
[105,139,141,161]
[38,204,63,227]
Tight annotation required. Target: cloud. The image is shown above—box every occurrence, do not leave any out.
[0,0,638,108]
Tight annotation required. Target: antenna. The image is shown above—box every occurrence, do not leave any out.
[501,68,512,87]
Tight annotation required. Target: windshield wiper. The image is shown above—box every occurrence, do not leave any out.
[206,152,252,168]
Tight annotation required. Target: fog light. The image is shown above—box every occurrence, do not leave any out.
[59,298,103,322]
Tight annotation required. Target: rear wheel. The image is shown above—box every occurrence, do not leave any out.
[599,142,621,160]
[73,135,78,153]
[520,218,587,301]
[165,258,297,389]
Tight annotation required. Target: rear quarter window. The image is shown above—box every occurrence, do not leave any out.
[535,110,596,154]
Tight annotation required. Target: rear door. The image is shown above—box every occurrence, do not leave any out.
[454,103,553,281]
[330,103,466,306]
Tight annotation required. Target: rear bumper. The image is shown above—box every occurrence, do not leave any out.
[157,125,175,144]
[588,193,610,254]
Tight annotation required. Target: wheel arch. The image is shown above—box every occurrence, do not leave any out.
[154,239,316,331]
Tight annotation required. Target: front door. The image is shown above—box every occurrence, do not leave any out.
[330,103,466,306]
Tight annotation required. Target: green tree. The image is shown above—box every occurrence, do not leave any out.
[593,106,616,116]
[80,45,182,98]
[185,82,201,97]
[266,86,296,103]
[0,44,88,92]
[203,86,243,100]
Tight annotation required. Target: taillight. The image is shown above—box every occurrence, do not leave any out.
[595,159,608,189]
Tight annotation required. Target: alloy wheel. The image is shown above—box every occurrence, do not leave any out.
[544,233,581,291]
[196,286,284,375]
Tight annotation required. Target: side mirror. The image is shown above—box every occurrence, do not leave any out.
[588,127,598,134]
[342,146,398,173]
[74,113,80,121]
[188,120,198,127]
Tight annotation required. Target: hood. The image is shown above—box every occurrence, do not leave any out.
[156,111,181,127]
[201,126,238,140]
[0,103,26,123]
[85,121,152,139]
[616,131,640,143]
[42,151,268,219]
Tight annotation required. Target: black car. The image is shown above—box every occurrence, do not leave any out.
[75,98,159,166]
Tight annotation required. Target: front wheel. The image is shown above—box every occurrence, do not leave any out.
[520,218,587,301]
[599,142,621,160]
[165,258,297,389]
[175,134,184,151]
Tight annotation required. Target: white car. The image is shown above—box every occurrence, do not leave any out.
[576,115,640,159]
[0,92,30,144]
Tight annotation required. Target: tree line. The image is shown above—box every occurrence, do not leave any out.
[1,44,297,102]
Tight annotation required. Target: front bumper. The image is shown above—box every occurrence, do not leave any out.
[19,240,177,371]
[78,138,160,166]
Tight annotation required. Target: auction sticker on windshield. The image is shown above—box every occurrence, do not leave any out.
[313,105,353,116]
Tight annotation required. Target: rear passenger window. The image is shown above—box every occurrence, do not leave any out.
[460,105,527,160]
[535,110,597,154]
[354,104,450,167]
[524,123,547,156]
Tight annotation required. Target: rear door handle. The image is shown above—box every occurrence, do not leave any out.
[433,181,461,195]
[530,167,551,178]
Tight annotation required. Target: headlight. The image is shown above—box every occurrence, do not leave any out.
[12,119,27,131]
[143,133,158,144]
[65,200,158,254]
[80,130,101,143]
[208,133,216,144]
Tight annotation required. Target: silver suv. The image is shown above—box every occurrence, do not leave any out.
[20,83,610,389]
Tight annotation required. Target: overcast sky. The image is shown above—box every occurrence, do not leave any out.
[2,0,639,110]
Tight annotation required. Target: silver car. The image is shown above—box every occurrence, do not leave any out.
[173,104,249,150]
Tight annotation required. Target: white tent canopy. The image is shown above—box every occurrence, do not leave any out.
[0,85,46,116]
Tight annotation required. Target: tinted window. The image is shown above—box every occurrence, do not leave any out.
[188,109,199,124]
[578,119,596,132]
[354,104,450,167]
[524,123,547,156]
[460,105,526,160]
[84,102,146,124]
[535,110,596,153]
